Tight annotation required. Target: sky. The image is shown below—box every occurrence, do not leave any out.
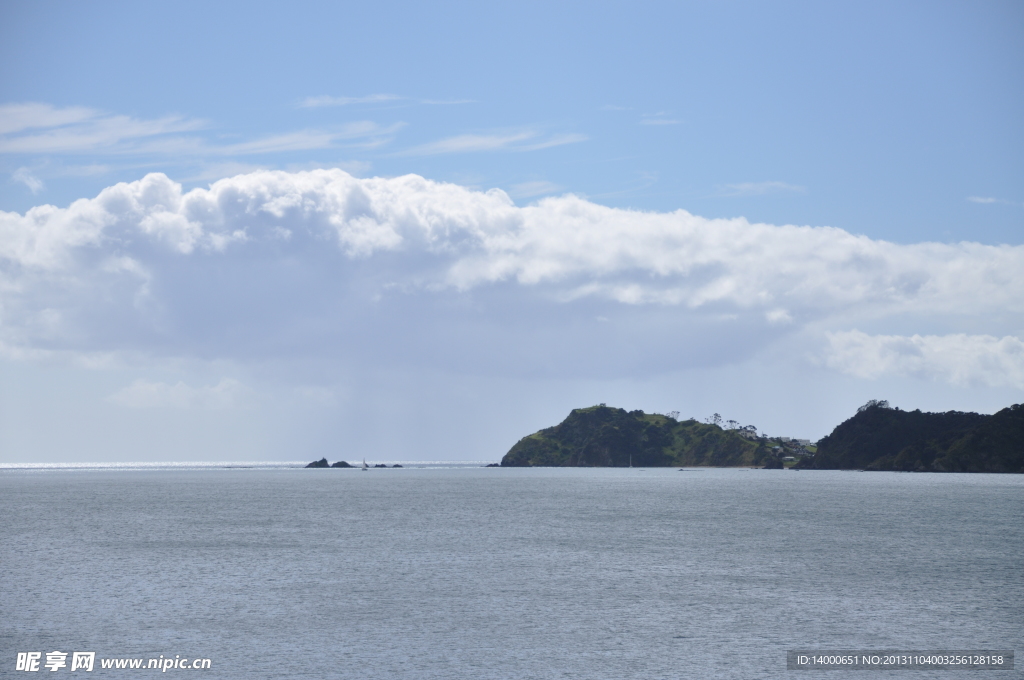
[1,0,1022,463]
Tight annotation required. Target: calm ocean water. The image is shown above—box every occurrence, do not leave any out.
[2,467,1021,679]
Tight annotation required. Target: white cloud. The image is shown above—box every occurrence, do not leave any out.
[717,181,805,197]
[12,167,44,193]
[825,331,1024,389]
[4,168,1022,310]
[107,378,249,409]
[2,169,1022,367]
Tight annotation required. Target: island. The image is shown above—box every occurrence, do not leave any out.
[500,402,1024,472]
[801,400,1023,473]
[500,405,770,467]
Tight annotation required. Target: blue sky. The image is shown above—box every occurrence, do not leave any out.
[1,0,1022,462]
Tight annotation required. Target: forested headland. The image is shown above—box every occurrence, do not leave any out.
[499,401,1024,473]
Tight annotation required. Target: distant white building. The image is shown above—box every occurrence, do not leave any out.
[795,439,811,446]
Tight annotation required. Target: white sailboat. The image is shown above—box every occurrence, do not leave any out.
[361,458,369,471]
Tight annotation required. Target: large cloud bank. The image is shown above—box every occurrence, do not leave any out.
[825,331,1024,389]
[2,169,1022,385]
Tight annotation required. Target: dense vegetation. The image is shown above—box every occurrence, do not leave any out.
[803,402,1024,473]
[307,401,1022,472]
[500,405,765,467]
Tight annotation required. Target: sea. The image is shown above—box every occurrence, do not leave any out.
[2,465,1021,679]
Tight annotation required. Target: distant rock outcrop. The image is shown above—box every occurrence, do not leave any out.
[305,458,329,468]
[803,402,1023,473]
[331,460,353,468]
[500,405,763,467]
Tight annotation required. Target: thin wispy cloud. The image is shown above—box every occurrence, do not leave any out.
[216,123,402,155]
[54,164,112,177]
[299,94,475,108]
[419,99,477,106]
[7,161,113,191]
[520,133,588,151]
[404,132,531,155]
[11,167,44,193]
[509,180,563,199]
[588,170,659,200]
[0,102,96,135]
[283,159,373,177]
[0,102,401,159]
[401,130,586,156]
[0,110,206,154]
[298,94,403,108]
[716,181,806,197]
[640,111,680,125]
[125,124,401,157]
[181,162,271,183]
[967,195,1021,207]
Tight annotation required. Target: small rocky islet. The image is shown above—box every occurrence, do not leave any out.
[304,458,402,468]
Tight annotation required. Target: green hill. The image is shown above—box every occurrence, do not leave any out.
[805,401,1024,473]
[500,405,765,467]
